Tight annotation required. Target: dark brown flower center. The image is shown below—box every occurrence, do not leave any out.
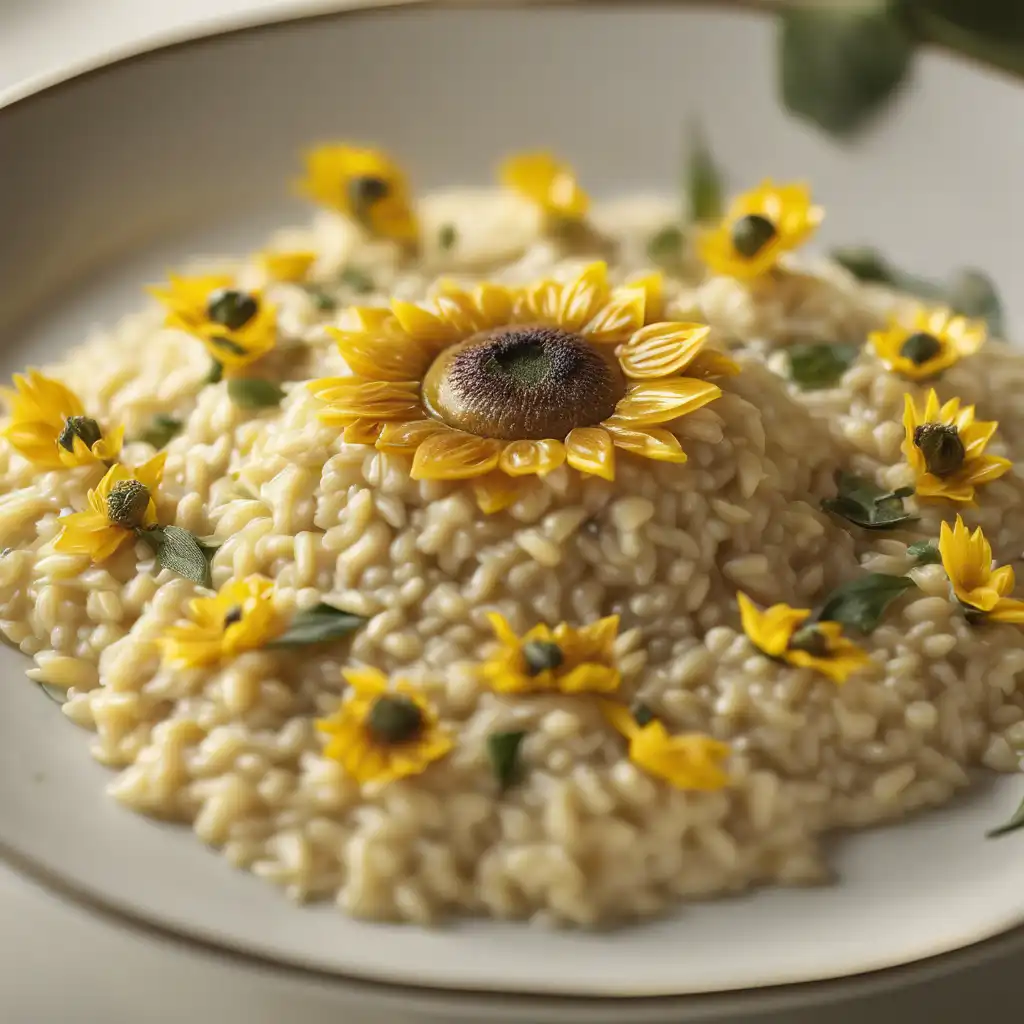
[366,694,423,745]
[521,640,564,676]
[106,480,150,529]
[787,626,830,658]
[206,289,258,331]
[899,332,942,366]
[421,326,624,440]
[58,415,102,454]
[913,422,965,477]
[731,214,777,258]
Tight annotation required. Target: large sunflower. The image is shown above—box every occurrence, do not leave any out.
[309,263,733,512]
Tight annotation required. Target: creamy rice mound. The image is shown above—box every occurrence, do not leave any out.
[2,191,1024,928]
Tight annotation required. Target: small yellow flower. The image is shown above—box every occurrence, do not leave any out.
[902,389,1010,503]
[259,250,317,284]
[481,613,621,695]
[54,454,166,562]
[870,307,986,380]
[315,667,452,786]
[159,576,284,669]
[697,180,823,279]
[297,144,418,246]
[939,516,1024,624]
[2,369,123,469]
[601,702,730,791]
[149,273,277,373]
[737,592,872,685]
[499,151,590,223]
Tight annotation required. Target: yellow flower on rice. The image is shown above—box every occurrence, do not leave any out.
[939,516,1024,624]
[309,262,731,513]
[870,307,986,381]
[601,702,730,791]
[902,389,1010,503]
[258,250,317,284]
[2,369,123,469]
[54,454,166,562]
[315,667,452,786]
[737,592,872,685]
[499,151,589,222]
[297,144,418,246]
[160,576,284,669]
[148,273,277,373]
[697,180,823,279]
[481,612,621,695]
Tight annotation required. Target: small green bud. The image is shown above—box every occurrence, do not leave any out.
[106,480,151,528]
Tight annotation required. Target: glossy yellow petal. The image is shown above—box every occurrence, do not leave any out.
[738,592,808,658]
[499,151,589,220]
[472,471,524,515]
[554,263,610,331]
[391,300,462,348]
[785,639,872,685]
[497,438,566,477]
[611,378,721,427]
[629,722,731,791]
[600,699,640,740]
[625,271,664,324]
[54,510,132,562]
[410,430,502,481]
[328,327,430,382]
[580,291,647,344]
[988,598,1024,624]
[134,451,167,494]
[313,379,423,424]
[557,663,621,693]
[375,418,450,455]
[260,250,317,283]
[688,349,741,379]
[603,422,688,464]
[564,426,616,481]
[342,419,384,445]
[342,666,390,697]
[618,322,712,379]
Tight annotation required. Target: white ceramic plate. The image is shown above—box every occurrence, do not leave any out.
[3,0,1024,1009]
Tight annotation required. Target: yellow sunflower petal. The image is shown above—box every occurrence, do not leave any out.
[618,322,712,379]
[343,419,384,445]
[581,290,647,344]
[473,472,524,514]
[988,598,1024,624]
[603,423,688,464]
[314,379,422,423]
[342,666,390,696]
[600,699,639,740]
[556,263,610,331]
[391,300,461,348]
[625,271,664,324]
[564,427,615,481]
[611,378,721,427]
[376,418,451,455]
[410,431,502,481]
[497,438,566,477]
[330,327,431,381]
[499,152,589,220]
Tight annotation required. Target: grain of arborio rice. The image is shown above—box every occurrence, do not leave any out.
[3,191,1024,926]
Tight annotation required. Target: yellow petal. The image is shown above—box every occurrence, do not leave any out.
[581,291,647,344]
[376,418,451,454]
[611,378,721,426]
[497,439,566,477]
[343,666,390,696]
[564,427,615,481]
[618,322,711,379]
[625,271,664,324]
[330,327,430,381]
[603,423,688,464]
[556,263,610,331]
[473,472,523,514]
[391,300,461,348]
[600,699,639,740]
[314,379,422,422]
[410,431,502,481]
[342,419,383,445]
[499,152,589,219]
[989,598,1024,624]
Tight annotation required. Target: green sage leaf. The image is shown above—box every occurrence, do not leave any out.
[779,1,915,137]
[205,360,224,385]
[340,266,375,295]
[268,602,366,648]
[138,414,183,450]
[911,2,1024,80]
[686,120,723,222]
[438,224,458,251]
[305,286,337,312]
[486,730,527,792]
[988,793,1024,838]
[816,573,916,633]
[788,342,860,390]
[822,471,916,530]
[227,378,285,409]
[946,269,1005,337]
[139,525,212,587]
[906,540,941,565]
[647,225,685,268]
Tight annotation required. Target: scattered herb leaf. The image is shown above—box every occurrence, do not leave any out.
[822,472,917,531]
[268,602,366,648]
[138,414,183,450]
[647,225,685,268]
[816,573,917,633]
[340,266,375,295]
[788,342,860,390]
[987,794,1024,838]
[438,224,458,251]
[779,0,915,137]
[686,119,724,222]
[227,378,285,409]
[205,360,224,385]
[138,525,212,587]
[305,286,337,312]
[946,268,1005,337]
[906,540,941,565]
[486,730,527,791]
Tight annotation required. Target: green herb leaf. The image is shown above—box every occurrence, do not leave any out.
[816,573,916,633]
[906,540,941,565]
[227,378,285,409]
[822,471,917,530]
[438,224,458,251]
[267,602,366,648]
[647,225,685,268]
[138,525,212,587]
[486,730,527,792]
[205,360,224,385]
[946,268,1005,337]
[305,286,337,312]
[988,793,1024,838]
[686,120,723,222]
[340,266,375,295]
[831,245,941,299]
[910,2,1024,81]
[779,1,915,137]
[788,342,860,390]
[138,414,183,450]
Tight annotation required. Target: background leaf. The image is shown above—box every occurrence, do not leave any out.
[686,120,724,222]
[822,472,916,530]
[779,0,915,137]
[788,342,860,390]
[268,603,366,647]
[137,414,183,450]
[340,266,375,294]
[946,269,1005,337]
[486,731,527,791]
[227,378,285,409]
[816,573,916,633]
[647,225,685,268]
[906,540,941,565]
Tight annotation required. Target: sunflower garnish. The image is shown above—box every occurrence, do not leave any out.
[902,389,1010,503]
[315,667,452,787]
[737,592,872,685]
[309,263,729,512]
[481,612,621,695]
[499,151,589,226]
[149,273,278,382]
[2,369,124,469]
[939,516,1024,624]
[870,307,986,380]
[601,702,730,791]
[697,180,823,279]
[297,144,419,247]
[258,249,318,284]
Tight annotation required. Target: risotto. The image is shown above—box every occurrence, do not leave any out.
[2,145,1024,927]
